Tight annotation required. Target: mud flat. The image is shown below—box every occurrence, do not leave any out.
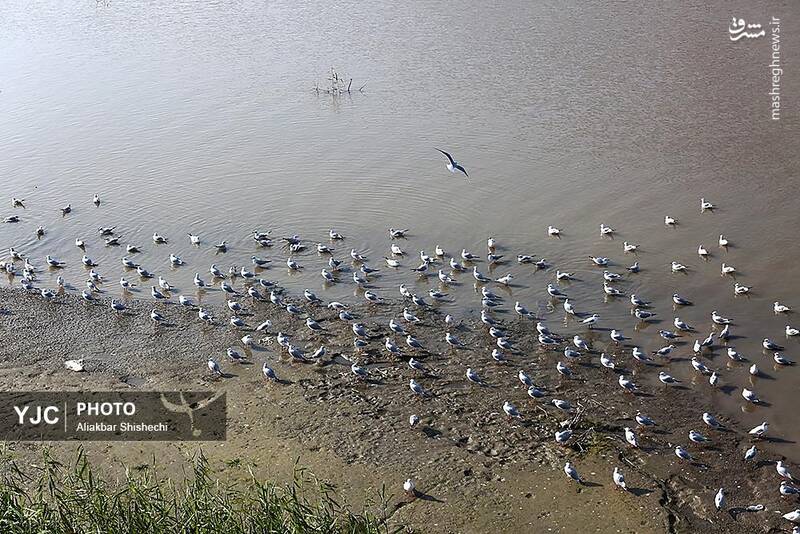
[0,287,795,533]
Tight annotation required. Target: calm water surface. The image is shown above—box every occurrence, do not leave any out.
[1,1,799,454]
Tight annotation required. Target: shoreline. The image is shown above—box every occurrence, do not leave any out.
[0,286,796,532]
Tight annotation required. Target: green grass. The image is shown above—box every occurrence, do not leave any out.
[0,448,399,534]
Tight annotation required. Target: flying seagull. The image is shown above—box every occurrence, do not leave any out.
[435,148,468,178]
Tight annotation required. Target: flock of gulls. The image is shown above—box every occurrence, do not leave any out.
[2,184,800,529]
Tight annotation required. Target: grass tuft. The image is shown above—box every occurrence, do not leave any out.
[0,447,399,533]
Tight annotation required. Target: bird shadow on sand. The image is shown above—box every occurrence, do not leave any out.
[579,480,604,488]
[627,487,654,497]
[762,436,796,445]
[414,490,445,503]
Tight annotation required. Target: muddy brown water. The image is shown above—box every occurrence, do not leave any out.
[1,0,799,477]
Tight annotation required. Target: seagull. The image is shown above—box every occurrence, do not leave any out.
[563,299,576,315]
[674,317,692,331]
[157,276,173,291]
[385,257,401,268]
[636,413,656,428]
[409,379,426,397]
[721,263,736,275]
[150,309,164,323]
[514,301,534,319]
[675,445,693,461]
[207,358,221,376]
[547,284,565,298]
[654,344,676,357]
[518,370,534,387]
[11,197,25,208]
[748,421,769,437]
[603,283,623,297]
[590,256,609,266]
[691,357,711,375]
[473,267,491,283]
[782,510,800,523]
[81,255,97,267]
[697,244,709,257]
[600,353,616,369]
[714,488,725,511]
[495,273,512,285]
[659,371,680,385]
[700,197,714,211]
[763,338,784,350]
[555,429,572,445]
[744,445,757,461]
[151,287,167,300]
[613,467,627,490]
[624,427,639,448]
[552,399,571,411]
[774,353,795,365]
[286,258,301,271]
[403,478,416,496]
[581,314,599,328]
[262,363,277,381]
[671,261,687,273]
[547,226,560,237]
[724,347,743,361]
[777,461,795,481]
[350,362,368,378]
[198,308,213,324]
[435,148,468,178]
[388,228,409,239]
[673,293,692,306]
[408,358,425,373]
[664,215,676,226]
[623,241,638,253]
[734,283,751,295]
[627,261,640,273]
[188,233,200,245]
[689,430,710,444]
[599,223,614,236]
[45,255,66,268]
[634,309,656,320]
[618,375,637,393]
[563,462,582,484]
[499,401,521,419]
[742,388,760,403]
[465,368,481,384]
[61,204,72,215]
[152,233,168,244]
[711,310,731,325]
[775,301,791,314]
[449,257,466,271]
[718,234,729,247]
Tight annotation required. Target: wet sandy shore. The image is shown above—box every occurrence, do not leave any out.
[0,286,796,533]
